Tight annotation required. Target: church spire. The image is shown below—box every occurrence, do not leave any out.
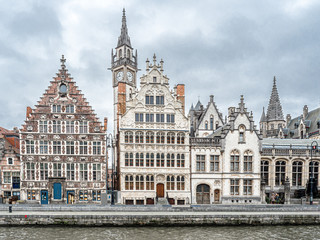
[266,76,284,121]
[117,8,131,48]
[260,107,266,122]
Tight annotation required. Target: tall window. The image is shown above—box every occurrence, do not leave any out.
[181,154,185,167]
[261,160,269,185]
[239,125,245,143]
[80,163,88,181]
[230,179,239,195]
[93,142,101,155]
[177,133,185,144]
[52,105,61,113]
[79,141,88,155]
[167,176,175,190]
[177,176,185,190]
[156,153,160,167]
[66,141,75,155]
[67,163,75,181]
[125,175,134,190]
[243,179,252,195]
[145,95,154,105]
[177,154,181,167]
[40,163,48,180]
[3,172,11,183]
[146,132,154,143]
[309,161,319,185]
[275,161,286,186]
[167,133,175,144]
[146,175,154,190]
[136,153,144,167]
[93,163,101,181]
[196,155,205,171]
[26,162,35,180]
[161,153,165,167]
[230,150,240,172]
[210,155,219,171]
[156,114,165,123]
[135,132,144,143]
[167,114,175,123]
[53,141,61,154]
[26,140,35,154]
[146,153,150,167]
[92,190,101,201]
[52,120,61,133]
[39,120,48,133]
[79,190,88,201]
[53,163,62,177]
[292,161,303,186]
[136,175,144,190]
[39,140,48,154]
[146,113,154,122]
[170,153,175,167]
[135,113,144,122]
[79,121,88,133]
[156,95,164,105]
[205,121,208,130]
[150,153,154,167]
[66,121,74,133]
[210,117,214,130]
[243,150,253,172]
[125,131,133,143]
[167,154,171,167]
[66,105,74,113]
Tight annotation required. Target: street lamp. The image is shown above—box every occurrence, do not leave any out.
[106,133,115,205]
[310,141,318,205]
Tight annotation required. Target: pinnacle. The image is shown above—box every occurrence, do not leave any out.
[266,76,284,121]
[117,8,131,48]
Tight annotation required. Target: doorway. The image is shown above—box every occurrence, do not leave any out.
[214,189,220,203]
[67,191,75,204]
[156,183,164,198]
[196,184,210,204]
[41,190,48,204]
[53,183,62,200]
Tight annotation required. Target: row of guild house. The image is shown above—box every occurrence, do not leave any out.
[1,9,319,205]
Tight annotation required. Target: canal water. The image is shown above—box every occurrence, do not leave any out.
[0,225,319,240]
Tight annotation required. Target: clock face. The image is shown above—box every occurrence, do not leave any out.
[127,72,133,82]
[116,71,124,81]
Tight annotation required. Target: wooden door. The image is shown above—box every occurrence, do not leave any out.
[53,183,62,200]
[196,184,210,204]
[156,183,164,197]
[214,189,220,203]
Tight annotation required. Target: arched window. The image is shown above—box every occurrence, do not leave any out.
[177,176,185,190]
[156,153,160,167]
[210,116,214,130]
[127,49,130,59]
[167,133,175,144]
[166,175,175,190]
[136,175,144,190]
[156,132,161,144]
[161,133,165,144]
[146,153,150,167]
[171,153,175,167]
[135,132,144,143]
[243,150,253,172]
[205,121,208,130]
[125,175,133,190]
[146,175,154,190]
[161,153,165,167]
[177,154,181,167]
[129,153,133,166]
[119,49,122,58]
[275,161,286,185]
[292,161,303,186]
[177,133,185,144]
[230,150,240,172]
[125,131,133,143]
[261,160,269,185]
[167,154,171,167]
[239,125,245,143]
[150,153,155,167]
[181,154,185,167]
[146,132,154,144]
[309,161,319,186]
[125,153,129,166]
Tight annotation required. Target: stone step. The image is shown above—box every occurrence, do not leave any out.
[157,198,169,205]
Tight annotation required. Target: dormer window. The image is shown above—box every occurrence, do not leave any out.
[153,77,157,83]
[7,158,13,165]
[52,105,61,113]
[239,125,246,143]
[66,105,75,113]
[59,84,67,96]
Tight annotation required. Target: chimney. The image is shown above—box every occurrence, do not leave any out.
[303,105,308,119]
[210,95,214,103]
[176,84,185,115]
[104,117,108,132]
[26,106,32,120]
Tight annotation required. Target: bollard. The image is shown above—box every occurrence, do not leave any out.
[9,205,12,213]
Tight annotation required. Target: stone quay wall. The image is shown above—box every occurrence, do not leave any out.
[0,205,320,226]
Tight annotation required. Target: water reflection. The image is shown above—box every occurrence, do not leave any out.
[0,225,319,240]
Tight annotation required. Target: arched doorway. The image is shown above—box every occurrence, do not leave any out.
[156,183,164,198]
[214,189,220,203]
[196,184,210,204]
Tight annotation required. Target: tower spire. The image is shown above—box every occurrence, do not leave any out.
[117,8,131,48]
[266,76,284,121]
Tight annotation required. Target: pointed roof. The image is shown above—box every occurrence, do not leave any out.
[260,107,266,122]
[194,100,202,110]
[266,76,284,121]
[117,8,131,48]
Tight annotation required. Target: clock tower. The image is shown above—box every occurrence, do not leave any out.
[111,9,138,135]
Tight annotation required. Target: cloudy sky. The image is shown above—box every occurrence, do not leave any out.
[1,0,320,131]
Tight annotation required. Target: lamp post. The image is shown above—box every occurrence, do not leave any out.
[107,133,115,205]
[310,141,318,205]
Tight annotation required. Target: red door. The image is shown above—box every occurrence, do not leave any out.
[156,183,164,197]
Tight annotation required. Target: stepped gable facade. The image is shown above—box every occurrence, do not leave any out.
[20,56,106,204]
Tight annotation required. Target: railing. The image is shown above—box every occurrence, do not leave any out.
[190,137,221,147]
